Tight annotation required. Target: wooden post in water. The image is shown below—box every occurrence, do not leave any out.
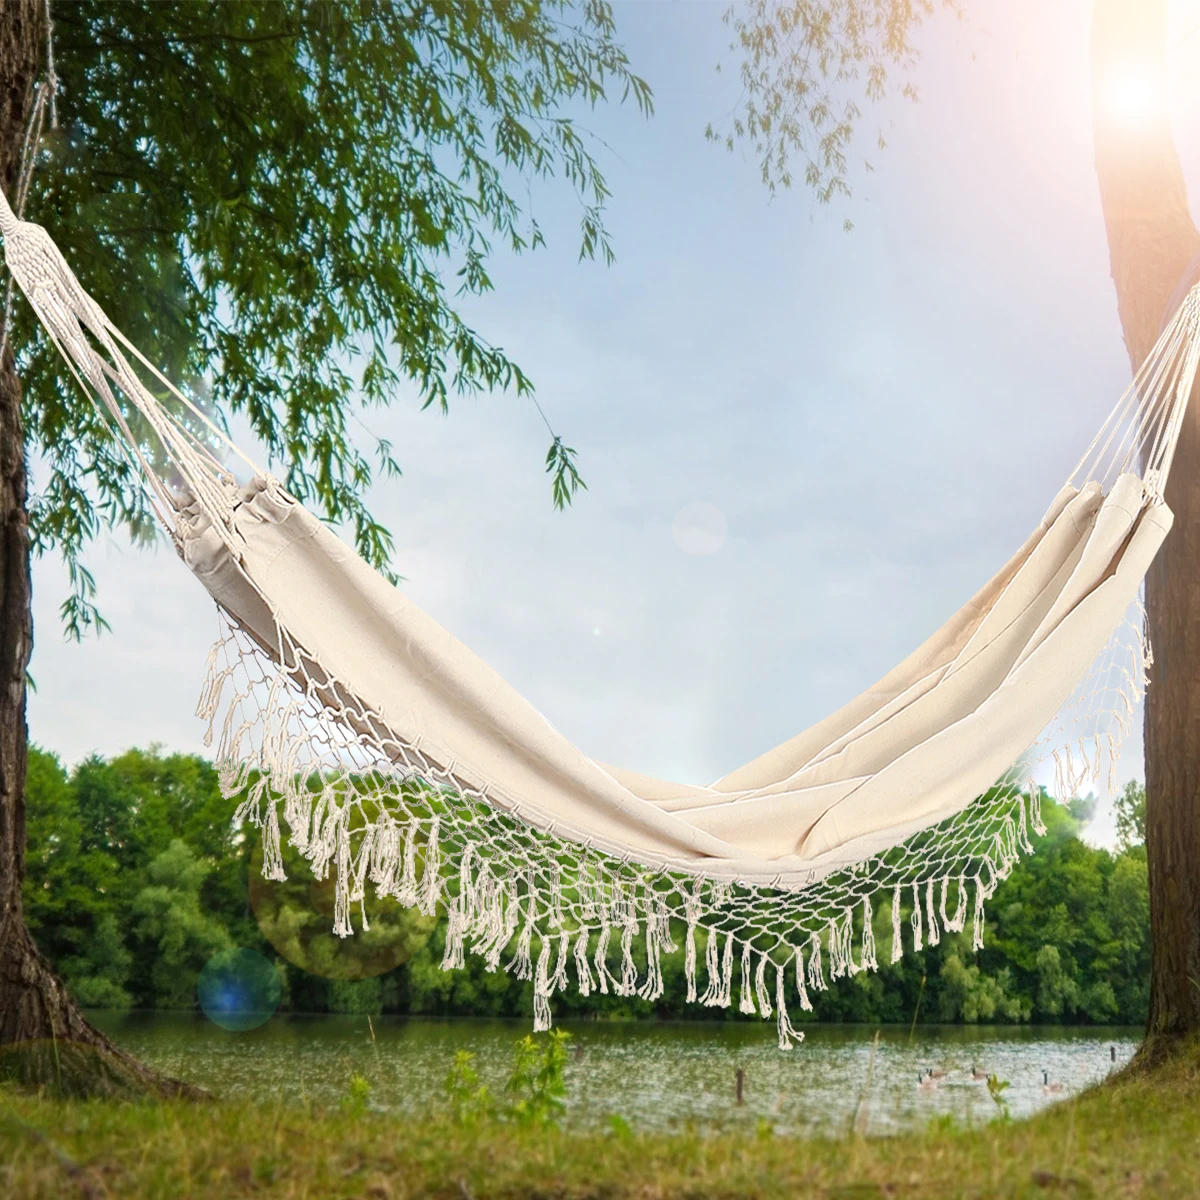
[736,1067,745,1106]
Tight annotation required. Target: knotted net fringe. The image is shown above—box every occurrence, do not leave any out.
[4,179,1199,1046]
[194,583,1152,1045]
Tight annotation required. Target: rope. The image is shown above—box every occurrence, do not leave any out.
[0,0,59,364]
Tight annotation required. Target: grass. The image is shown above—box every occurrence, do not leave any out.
[2,1043,1198,1198]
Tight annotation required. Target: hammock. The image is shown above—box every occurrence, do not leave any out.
[4,185,1200,1046]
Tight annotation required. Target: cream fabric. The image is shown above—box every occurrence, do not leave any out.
[179,470,1168,886]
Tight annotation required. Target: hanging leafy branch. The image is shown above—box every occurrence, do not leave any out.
[13,0,652,633]
[545,435,587,511]
[708,0,956,226]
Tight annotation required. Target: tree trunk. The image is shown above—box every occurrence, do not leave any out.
[1092,0,1200,1056]
[0,0,201,1098]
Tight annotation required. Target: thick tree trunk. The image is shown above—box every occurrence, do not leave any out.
[1092,0,1200,1055]
[0,0,200,1098]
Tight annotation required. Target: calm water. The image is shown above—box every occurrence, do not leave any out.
[88,1013,1135,1137]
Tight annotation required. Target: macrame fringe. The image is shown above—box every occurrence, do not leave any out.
[199,587,1120,1041]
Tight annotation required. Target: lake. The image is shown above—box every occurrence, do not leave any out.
[87,1013,1136,1136]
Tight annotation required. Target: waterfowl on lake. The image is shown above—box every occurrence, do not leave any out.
[970,1065,989,1081]
[917,1072,939,1092]
[1042,1070,1065,1094]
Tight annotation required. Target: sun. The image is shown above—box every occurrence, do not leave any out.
[1101,65,1166,130]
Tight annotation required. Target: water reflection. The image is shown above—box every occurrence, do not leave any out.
[87,1013,1136,1136]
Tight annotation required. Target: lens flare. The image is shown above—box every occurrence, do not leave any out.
[1101,67,1164,130]
[198,948,282,1031]
[671,501,728,557]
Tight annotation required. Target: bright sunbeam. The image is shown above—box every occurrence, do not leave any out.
[1101,65,1165,130]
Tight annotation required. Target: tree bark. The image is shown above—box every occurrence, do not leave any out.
[0,0,201,1098]
[1092,0,1200,1056]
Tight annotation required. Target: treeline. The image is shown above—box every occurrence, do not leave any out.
[23,746,1150,1025]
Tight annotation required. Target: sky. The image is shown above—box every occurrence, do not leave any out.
[26,0,1200,850]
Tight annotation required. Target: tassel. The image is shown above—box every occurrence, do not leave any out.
[594,920,612,995]
[952,874,968,932]
[550,865,565,929]
[643,916,662,1003]
[349,826,374,905]
[720,931,734,1007]
[457,844,476,923]
[861,895,877,970]
[196,641,227,728]
[998,817,1018,869]
[507,897,534,981]
[806,930,827,992]
[333,821,353,937]
[972,875,987,951]
[1053,748,1067,806]
[794,945,812,1012]
[467,874,497,956]
[441,895,466,970]
[1106,730,1119,796]
[891,884,903,963]
[618,921,638,997]
[843,908,860,976]
[484,879,519,971]
[551,930,570,994]
[1017,794,1035,854]
[578,866,597,921]
[685,919,698,1003]
[418,818,441,916]
[369,818,398,895]
[574,927,594,996]
[700,926,721,1006]
[982,854,998,896]
[828,918,845,979]
[262,802,286,883]
[776,963,804,1049]
[925,879,940,946]
[655,896,677,953]
[754,952,772,1019]
[533,937,553,1032]
[910,883,923,952]
[396,819,419,905]
[638,918,663,1001]
[739,941,756,1014]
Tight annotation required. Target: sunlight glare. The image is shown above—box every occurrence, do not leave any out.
[1101,66,1165,130]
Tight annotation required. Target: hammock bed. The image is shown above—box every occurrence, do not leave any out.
[4,185,1198,1044]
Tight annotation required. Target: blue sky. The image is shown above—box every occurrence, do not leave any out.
[28,1,1200,848]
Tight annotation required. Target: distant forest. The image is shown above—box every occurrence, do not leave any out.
[23,747,1150,1025]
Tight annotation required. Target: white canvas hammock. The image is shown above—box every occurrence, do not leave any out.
[4,184,1200,1045]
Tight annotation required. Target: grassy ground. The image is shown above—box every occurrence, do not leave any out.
[2,1043,1197,1199]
